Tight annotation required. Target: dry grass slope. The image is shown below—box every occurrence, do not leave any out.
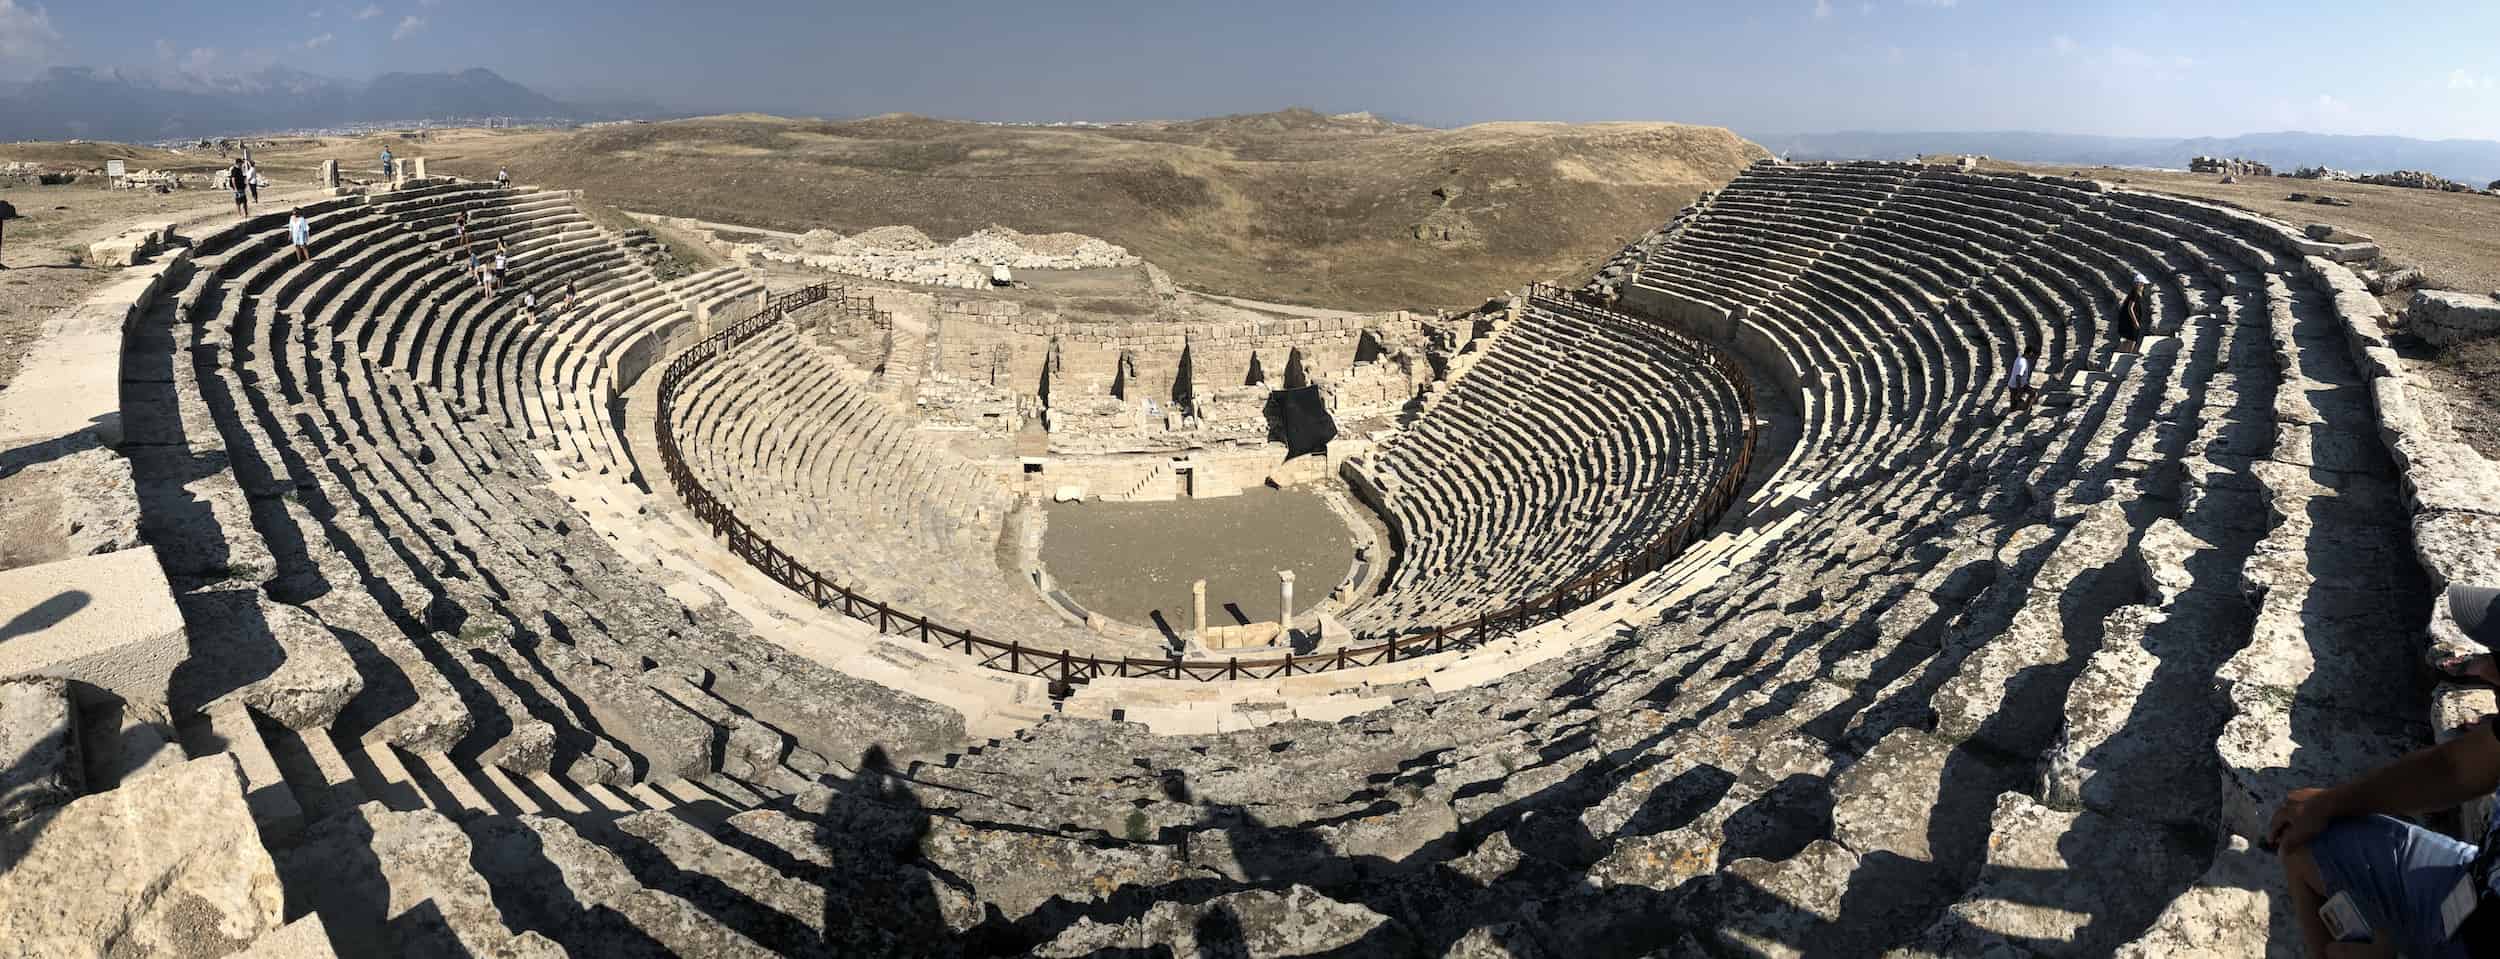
[404,110,1767,311]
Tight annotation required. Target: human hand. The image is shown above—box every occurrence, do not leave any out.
[2269,787,2339,851]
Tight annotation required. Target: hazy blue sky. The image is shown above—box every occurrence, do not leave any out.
[5,0,2497,140]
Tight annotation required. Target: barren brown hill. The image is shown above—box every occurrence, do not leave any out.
[398,110,1767,311]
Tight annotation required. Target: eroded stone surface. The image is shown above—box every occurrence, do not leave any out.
[1032,885,1405,957]
[1908,793,2213,958]
[0,755,288,957]
[0,677,78,822]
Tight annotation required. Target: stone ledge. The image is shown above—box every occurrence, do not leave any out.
[0,546,189,706]
[0,246,188,450]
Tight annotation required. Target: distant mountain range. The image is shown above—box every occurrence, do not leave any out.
[1745,130,2500,187]
[0,66,662,142]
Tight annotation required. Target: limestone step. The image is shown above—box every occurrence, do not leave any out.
[178,701,305,843]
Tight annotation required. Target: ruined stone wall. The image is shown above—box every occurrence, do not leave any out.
[933,303,1423,403]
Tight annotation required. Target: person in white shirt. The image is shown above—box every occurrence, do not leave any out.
[2008,341,2039,412]
[287,209,312,265]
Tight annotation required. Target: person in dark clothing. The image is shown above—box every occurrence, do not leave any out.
[228,160,251,217]
[2274,585,2500,957]
[2115,275,2150,353]
[0,198,14,269]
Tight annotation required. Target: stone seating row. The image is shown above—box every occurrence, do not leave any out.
[665,320,1143,657]
[130,181,975,803]
[31,165,2433,955]
[1346,298,1748,634]
[841,165,2428,955]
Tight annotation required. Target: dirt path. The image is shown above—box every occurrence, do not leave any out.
[0,181,328,392]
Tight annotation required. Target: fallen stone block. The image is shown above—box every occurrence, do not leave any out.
[2407,289,2500,347]
[0,755,290,954]
[0,548,190,707]
[2303,222,2372,244]
[2365,266,2424,295]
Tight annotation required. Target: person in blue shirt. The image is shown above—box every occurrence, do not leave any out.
[2273,584,2500,956]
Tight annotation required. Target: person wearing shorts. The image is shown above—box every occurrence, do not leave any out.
[288,209,312,265]
[2274,584,2500,956]
[229,160,251,217]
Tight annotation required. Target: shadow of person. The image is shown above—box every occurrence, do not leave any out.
[0,590,87,643]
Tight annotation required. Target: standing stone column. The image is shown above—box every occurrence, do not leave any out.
[1192,580,1208,639]
[320,159,340,190]
[1278,570,1295,632]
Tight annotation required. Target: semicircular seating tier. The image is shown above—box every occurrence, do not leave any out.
[1339,293,1751,636]
[663,318,1130,656]
[787,162,2430,955]
[63,162,2427,956]
[118,179,975,896]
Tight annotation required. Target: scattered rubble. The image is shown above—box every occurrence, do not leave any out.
[2190,156,2272,177]
[744,225,1140,288]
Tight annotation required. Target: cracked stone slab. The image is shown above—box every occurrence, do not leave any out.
[2043,601,2237,829]
[2112,834,2300,958]
[2394,441,2500,519]
[2414,509,2500,590]
[2216,589,2425,724]
[2216,678,2427,842]
[1904,792,2215,958]
[2134,517,2229,607]
[1034,884,1407,957]
[1829,729,2027,873]
[2269,423,2387,475]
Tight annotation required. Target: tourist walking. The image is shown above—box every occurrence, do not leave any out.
[2115,275,2150,353]
[0,198,14,269]
[380,146,394,180]
[229,160,251,217]
[453,210,469,250]
[2007,342,2038,412]
[242,158,262,204]
[495,166,510,189]
[288,209,312,265]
